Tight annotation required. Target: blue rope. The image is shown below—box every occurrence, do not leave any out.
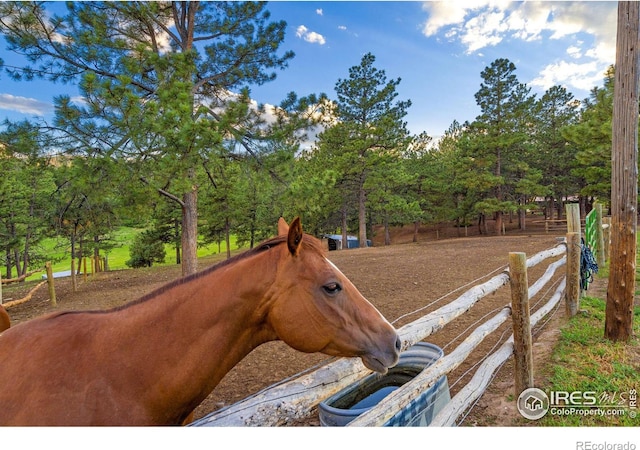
[580,237,599,290]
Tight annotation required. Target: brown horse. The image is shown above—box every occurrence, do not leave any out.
[0,305,9,333]
[0,217,400,426]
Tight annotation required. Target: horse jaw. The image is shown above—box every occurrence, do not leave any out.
[361,355,391,374]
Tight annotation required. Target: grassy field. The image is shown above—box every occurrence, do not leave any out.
[536,243,640,426]
[537,295,640,425]
[14,227,240,281]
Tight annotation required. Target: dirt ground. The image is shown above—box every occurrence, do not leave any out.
[2,220,573,426]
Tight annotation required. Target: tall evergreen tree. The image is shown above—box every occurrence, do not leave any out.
[0,120,55,278]
[330,52,412,246]
[565,67,615,208]
[0,1,295,275]
[532,86,580,218]
[467,58,536,234]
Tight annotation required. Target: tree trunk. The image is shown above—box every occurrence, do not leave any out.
[13,248,21,278]
[519,194,526,231]
[181,187,199,276]
[70,229,77,292]
[384,215,391,246]
[5,250,11,280]
[495,147,502,236]
[174,218,181,265]
[605,1,639,342]
[341,207,348,250]
[224,216,231,260]
[413,221,420,243]
[358,185,367,248]
[556,197,564,220]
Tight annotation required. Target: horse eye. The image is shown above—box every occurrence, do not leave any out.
[322,282,342,295]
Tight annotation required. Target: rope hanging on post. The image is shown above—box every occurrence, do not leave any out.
[580,237,599,290]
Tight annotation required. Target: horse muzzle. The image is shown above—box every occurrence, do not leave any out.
[361,334,401,374]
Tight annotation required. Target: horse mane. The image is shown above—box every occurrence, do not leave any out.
[111,235,286,311]
[102,232,325,313]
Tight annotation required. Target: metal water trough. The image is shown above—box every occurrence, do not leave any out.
[321,234,371,250]
[318,342,450,427]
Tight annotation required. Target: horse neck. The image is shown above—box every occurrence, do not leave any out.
[111,250,280,422]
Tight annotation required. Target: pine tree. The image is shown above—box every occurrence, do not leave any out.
[467,58,535,234]
[0,1,294,275]
[330,52,412,246]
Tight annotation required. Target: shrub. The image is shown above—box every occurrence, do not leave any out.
[126,230,166,268]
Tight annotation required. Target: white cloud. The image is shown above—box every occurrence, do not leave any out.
[421,1,615,59]
[421,1,468,37]
[0,94,53,115]
[316,8,323,16]
[567,45,582,59]
[460,10,508,53]
[421,1,616,93]
[296,25,326,45]
[338,25,347,31]
[530,60,602,92]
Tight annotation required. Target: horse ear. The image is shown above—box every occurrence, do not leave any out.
[287,217,303,256]
[277,217,289,236]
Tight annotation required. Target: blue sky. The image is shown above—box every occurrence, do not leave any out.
[0,1,619,141]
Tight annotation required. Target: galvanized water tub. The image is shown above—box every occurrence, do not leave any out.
[318,342,450,427]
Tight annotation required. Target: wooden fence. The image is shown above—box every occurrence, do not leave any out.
[0,262,56,309]
[192,230,588,426]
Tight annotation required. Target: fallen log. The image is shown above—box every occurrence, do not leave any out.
[1,269,41,285]
[3,281,47,309]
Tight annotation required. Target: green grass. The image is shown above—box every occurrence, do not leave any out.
[533,238,640,427]
[8,227,240,281]
[536,294,640,426]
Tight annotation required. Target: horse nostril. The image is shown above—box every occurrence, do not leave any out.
[395,336,402,352]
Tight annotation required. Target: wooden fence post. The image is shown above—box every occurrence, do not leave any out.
[565,203,581,237]
[71,258,77,293]
[45,261,57,307]
[565,232,581,317]
[509,252,533,396]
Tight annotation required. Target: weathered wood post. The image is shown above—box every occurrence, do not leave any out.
[45,261,57,307]
[565,203,581,238]
[606,0,639,342]
[509,252,533,396]
[565,232,581,317]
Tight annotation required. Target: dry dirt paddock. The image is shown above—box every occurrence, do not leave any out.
[4,231,570,426]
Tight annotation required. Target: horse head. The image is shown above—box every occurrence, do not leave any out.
[267,217,400,374]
